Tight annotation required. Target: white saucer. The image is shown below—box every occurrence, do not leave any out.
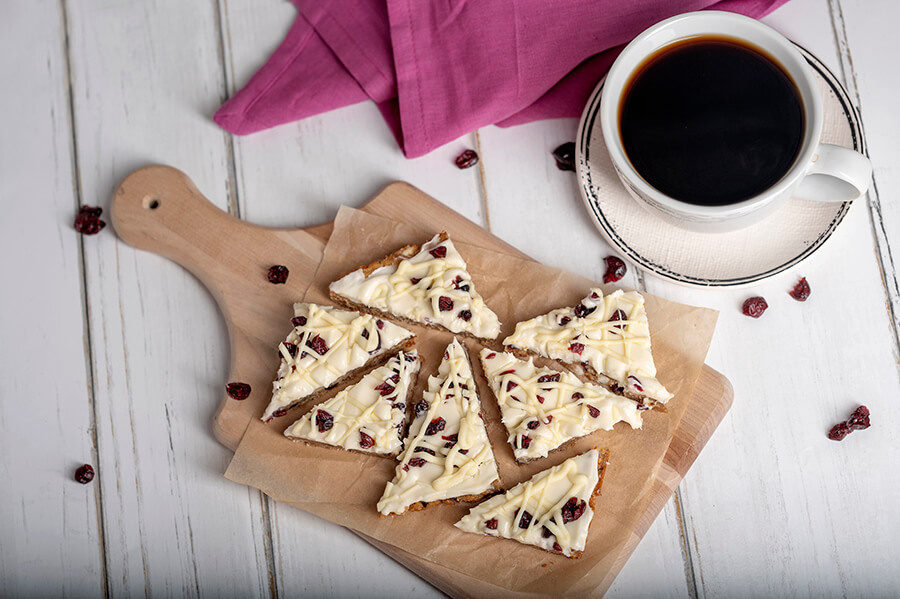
[576,44,864,288]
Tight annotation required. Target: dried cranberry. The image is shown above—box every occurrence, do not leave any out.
[376,319,384,329]
[225,382,251,400]
[587,405,600,418]
[559,316,571,326]
[499,369,516,375]
[410,277,421,284]
[848,405,871,430]
[561,497,586,523]
[518,510,533,529]
[315,410,334,433]
[455,149,479,169]
[609,309,627,328]
[415,399,429,417]
[485,518,499,530]
[486,352,497,360]
[388,374,400,384]
[291,316,307,327]
[552,542,563,553]
[374,382,395,396]
[429,246,448,259]
[307,334,329,355]
[407,457,427,468]
[74,464,95,484]
[392,402,405,412]
[790,277,811,301]
[271,408,287,418]
[537,373,560,384]
[359,432,375,448]
[742,296,768,318]
[438,296,454,311]
[628,375,644,393]
[603,256,627,283]
[552,142,576,171]
[414,446,436,456]
[573,304,596,318]
[74,205,106,235]
[267,265,289,284]
[425,417,446,435]
[527,420,540,430]
[542,526,553,539]
[361,329,369,339]
[569,343,585,355]
[536,395,545,404]
[572,392,583,400]
[506,381,518,392]
[458,310,472,322]
[828,422,851,441]
[519,436,532,449]
[441,433,458,448]
[281,342,297,359]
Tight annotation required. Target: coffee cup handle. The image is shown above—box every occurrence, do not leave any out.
[792,143,872,202]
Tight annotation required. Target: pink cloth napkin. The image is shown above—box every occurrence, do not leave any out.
[215,0,789,158]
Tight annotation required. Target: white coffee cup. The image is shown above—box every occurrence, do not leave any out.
[599,11,872,233]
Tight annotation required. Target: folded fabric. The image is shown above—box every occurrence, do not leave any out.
[215,0,789,157]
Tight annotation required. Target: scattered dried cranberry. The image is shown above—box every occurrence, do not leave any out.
[559,316,571,326]
[376,319,384,329]
[282,342,298,358]
[572,392,583,400]
[536,395,545,404]
[442,433,458,448]
[742,296,768,318]
[407,457,427,468]
[552,142,576,171]
[518,510,533,528]
[374,382,395,396]
[225,382,251,400]
[438,296,454,311]
[541,526,553,539]
[74,464,95,484]
[538,373,560,383]
[603,256,627,283]
[519,436,532,449]
[74,205,106,235]
[458,310,472,322]
[789,277,811,301]
[573,304,596,318]
[429,245,448,259]
[561,497,586,523]
[569,342,585,355]
[291,316,307,327]
[271,408,287,418]
[315,410,334,433]
[829,405,871,441]
[359,432,375,448]
[609,309,627,328]
[267,265,289,284]
[415,399,429,417]
[413,446,436,456]
[499,369,516,375]
[552,542,563,553]
[410,277,421,284]
[361,329,370,340]
[628,375,644,393]
[455,149,479,169]
[527,420,540,430]
[506,381,518,392]
[307,334,329,355]
[587,405,600,418]
[485,352,497,360]
[485,518,499,530]
[425,417,446,435]
[392,402,405,412]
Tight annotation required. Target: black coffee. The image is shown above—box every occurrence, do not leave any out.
[619,37,804,206]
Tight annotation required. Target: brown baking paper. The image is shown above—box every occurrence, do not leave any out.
[226,207,718,597]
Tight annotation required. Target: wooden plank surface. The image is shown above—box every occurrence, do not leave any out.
[3,0,900,596]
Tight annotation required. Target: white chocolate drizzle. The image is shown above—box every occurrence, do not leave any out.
[283,351,421,456]
[479,349,643,461]
[329,233,501,339]
[377,338,500,515]
[262,303,414,421]
[455,448,603,557]
[503,289,672,404]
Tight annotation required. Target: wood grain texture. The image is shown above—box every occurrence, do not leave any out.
[64,0,272,595]
[113,166,732,597]
[0,2,105,596]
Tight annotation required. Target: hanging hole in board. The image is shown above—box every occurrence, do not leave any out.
[142,195,161,210]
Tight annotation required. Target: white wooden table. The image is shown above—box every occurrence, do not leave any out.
[3,0,899,596]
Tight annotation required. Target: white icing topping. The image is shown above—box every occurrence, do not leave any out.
[329,233,501,339]
[503,289,673,404]
[283,351,421,456]
[455,448,602,557]
[479,349,643,461]
[262,303,414,421]
[377,338,500,515]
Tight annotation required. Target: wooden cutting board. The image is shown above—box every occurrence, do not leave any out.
[111,165,732,598]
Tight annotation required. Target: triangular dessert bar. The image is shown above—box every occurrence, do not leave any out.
[262,303,415,422]
[377,338,501,515]
[329,232,501,341]
[284,350,422,456]
[455,448,609,558]
[480,349,645,461]
[504,288,672,406]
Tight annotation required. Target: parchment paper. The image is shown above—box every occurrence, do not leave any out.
[225,207,718,596]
